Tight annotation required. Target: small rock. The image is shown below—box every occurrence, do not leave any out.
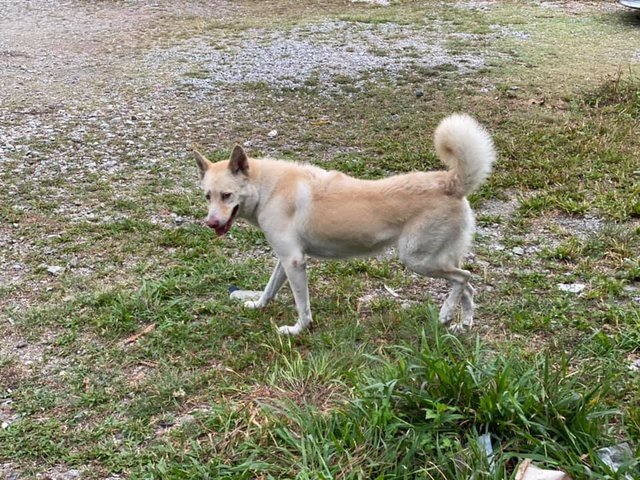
[46,265,65,276]
[229,290,262,301]
[415,90,424,97]
[557,283,585,294]
[629,359,640,372]
[267,129,278,138]
[242,140,253,147]
[512,247,525,256]
[61,469,82,480]
[400,300,416,310]
[15,342,27,349]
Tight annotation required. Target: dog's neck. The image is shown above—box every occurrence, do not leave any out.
[236,159,264,226]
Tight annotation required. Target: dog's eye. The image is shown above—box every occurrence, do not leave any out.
[221,192,232,201]
[205,192,211,201]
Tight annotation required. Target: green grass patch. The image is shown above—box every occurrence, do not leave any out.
[3,1,640,478]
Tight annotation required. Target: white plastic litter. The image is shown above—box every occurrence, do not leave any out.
[515,459,570,480]
[478,433,495,472]
[596,443,635,480]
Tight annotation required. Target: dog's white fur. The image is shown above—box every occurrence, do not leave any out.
[195,114,496,335]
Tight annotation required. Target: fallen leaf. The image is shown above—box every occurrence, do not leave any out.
[123,323,156,346]
[383,284,400,297]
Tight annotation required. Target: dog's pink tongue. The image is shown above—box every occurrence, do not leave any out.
[215,219,233,237]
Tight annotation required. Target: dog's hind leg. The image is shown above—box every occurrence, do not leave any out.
[432,268,471,325]
[240,260,287,309]
[277,254,313,336]
[400,247,472,327]
[459,283,475,328]
[399,207,475,329]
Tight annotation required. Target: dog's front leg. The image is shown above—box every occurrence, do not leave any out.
[277,254,312,336]
[231,261,286,307]
[243,260,287,308]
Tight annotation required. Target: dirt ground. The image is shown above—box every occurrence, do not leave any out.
[1,0,639,478]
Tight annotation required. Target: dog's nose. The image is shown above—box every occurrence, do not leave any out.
[206,218,220,229]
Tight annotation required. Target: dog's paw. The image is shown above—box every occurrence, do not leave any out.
[244,300,262,309]
[230,290,263,302]
[438,311,455,325]
[277,324,302,336]
[448,321,473,333]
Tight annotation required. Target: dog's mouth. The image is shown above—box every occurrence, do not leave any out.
[214,205,239,237]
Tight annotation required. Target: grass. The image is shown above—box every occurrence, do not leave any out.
[3,323,633,478]
[2,0,640,478]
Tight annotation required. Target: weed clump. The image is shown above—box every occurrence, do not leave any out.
[185,324,634,479]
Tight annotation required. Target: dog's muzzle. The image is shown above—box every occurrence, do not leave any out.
[206,205,239,236]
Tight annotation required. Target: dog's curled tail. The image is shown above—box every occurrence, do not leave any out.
[434,114,496,198]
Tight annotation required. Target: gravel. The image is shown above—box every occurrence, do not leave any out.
[147,20,497,93]
[557,282,586,294]
[351,0,391,5]
[453,0,497,10]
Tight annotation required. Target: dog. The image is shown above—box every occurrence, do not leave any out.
[194,114,496,335]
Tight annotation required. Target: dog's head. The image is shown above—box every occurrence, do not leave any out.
[194,145,250,237]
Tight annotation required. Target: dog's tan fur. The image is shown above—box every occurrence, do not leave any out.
[195,114,496,335]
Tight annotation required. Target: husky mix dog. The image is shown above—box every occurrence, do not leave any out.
[194,114,496,335]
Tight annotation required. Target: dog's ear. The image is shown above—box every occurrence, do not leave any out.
[229,145,249,175]
[193,147,212,180]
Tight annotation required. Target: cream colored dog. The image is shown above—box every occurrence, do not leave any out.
[195,114,496,335]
